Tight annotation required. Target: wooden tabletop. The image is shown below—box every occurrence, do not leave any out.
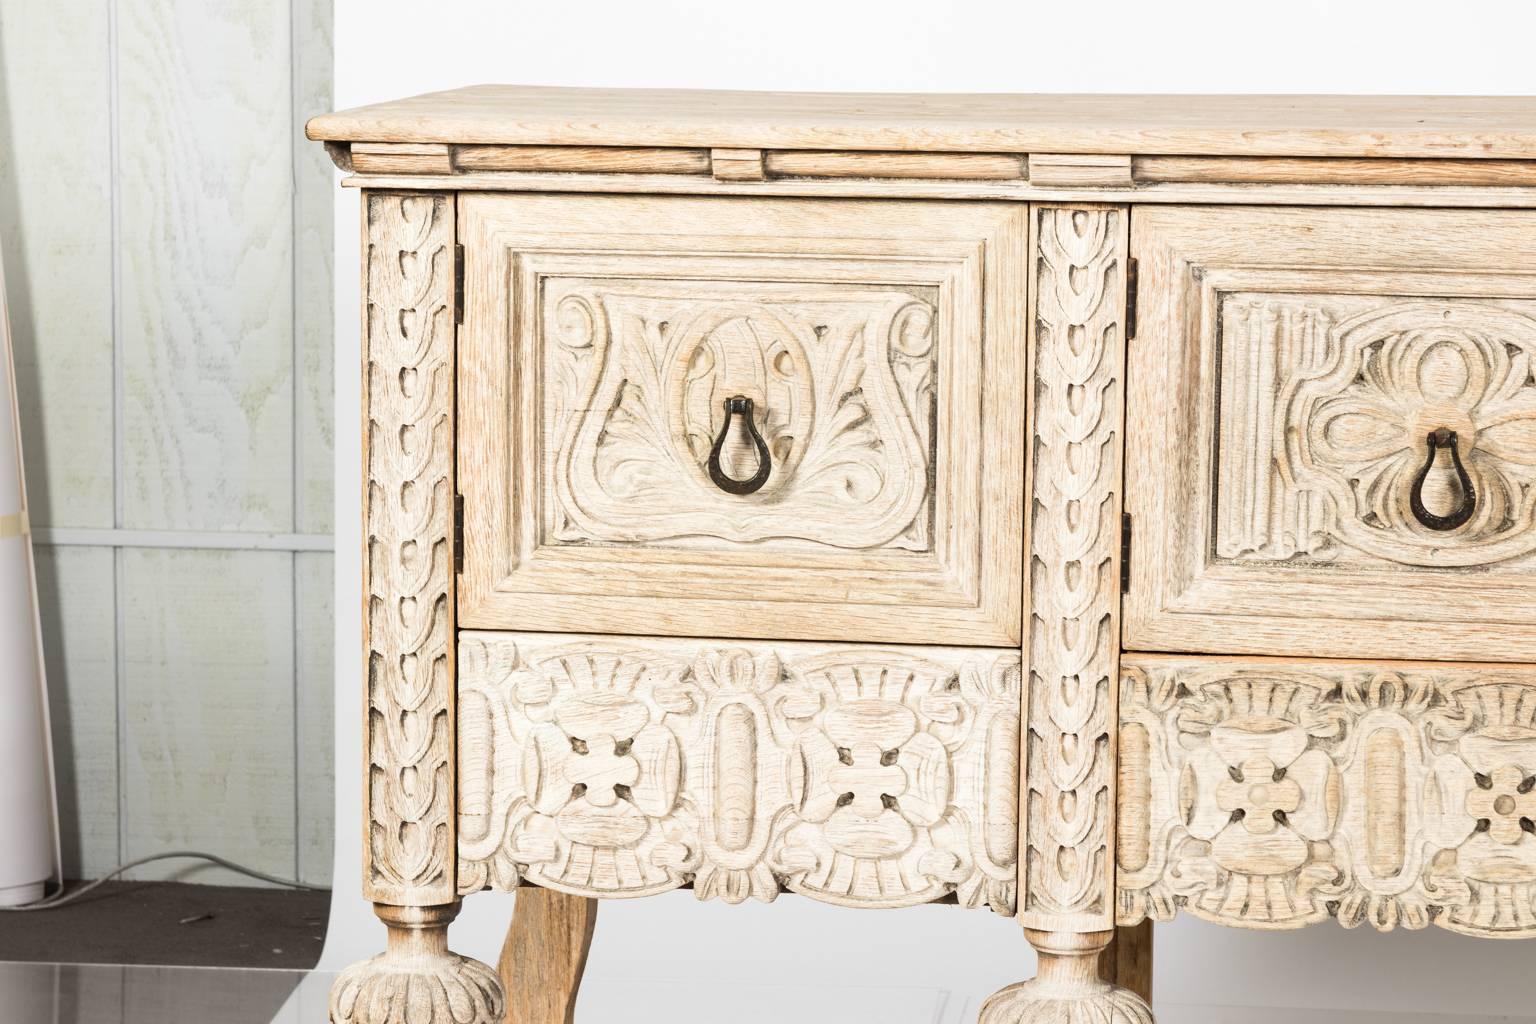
[307,85,1536,159]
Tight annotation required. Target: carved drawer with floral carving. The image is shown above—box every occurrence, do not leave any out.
[456,194,1027,646]
[455,631,1021,913]
[1124,206,1536,663]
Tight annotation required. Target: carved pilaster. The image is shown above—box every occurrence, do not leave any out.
[362,192,457,906]
[332,193,499,1023]
[983,206,1151,1022]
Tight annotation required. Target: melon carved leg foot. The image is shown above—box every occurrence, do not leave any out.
[329,902,505,1024]
[979,930,1153,1024]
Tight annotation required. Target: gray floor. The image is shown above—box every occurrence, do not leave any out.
[0,882,328,969]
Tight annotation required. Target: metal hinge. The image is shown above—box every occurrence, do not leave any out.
[1120,513,1133,594]
[453,243,465,325]
[453,493,465,574]
[1124,256,1139,340]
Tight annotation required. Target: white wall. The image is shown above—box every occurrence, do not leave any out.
[325,0,1536,1017]
[0,0,334,887]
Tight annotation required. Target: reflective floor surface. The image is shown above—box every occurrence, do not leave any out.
[0,961,332,1024]
[1,962,1529,1024]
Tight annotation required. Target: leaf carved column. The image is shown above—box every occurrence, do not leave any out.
[980,205,1152,1024]
[329,192,504,1024]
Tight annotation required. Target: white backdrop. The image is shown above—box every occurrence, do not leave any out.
[320,1,1536,1018]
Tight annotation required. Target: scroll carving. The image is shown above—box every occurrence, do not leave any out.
[456,632,1020,914]
[1217,297,1536,568]
[1020,206,1127,933]
[544,280,937,551]
[362,193,457,904]
[1118,657,1536,938]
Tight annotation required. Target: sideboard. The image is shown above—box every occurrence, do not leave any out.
[307,88,1536,1023]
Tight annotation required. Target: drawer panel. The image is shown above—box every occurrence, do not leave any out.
[457,194,1025,645]
[456,630,1020,913]
[1124,206,1536,662]
[1117,653,1536,938]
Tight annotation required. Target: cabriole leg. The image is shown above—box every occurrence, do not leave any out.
[500,888,599,1024]
[330,902,503,1024]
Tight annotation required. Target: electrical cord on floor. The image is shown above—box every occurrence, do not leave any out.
[0,851,329,911]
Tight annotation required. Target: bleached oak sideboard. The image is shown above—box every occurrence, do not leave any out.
[308,88,1536,1024]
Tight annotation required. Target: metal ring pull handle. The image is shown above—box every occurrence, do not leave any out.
[1410,427,1477,531]
[707,395,771,495]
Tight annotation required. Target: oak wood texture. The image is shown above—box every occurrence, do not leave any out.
[306,86,1536,159]
[1132,155,1536,187]
[332,192,501,1024]
[1118,654,1536,940]
[457,630,1021,913]
[499,889,596,1024]
[979,204,1152,1024]
[1124,205,1536,664]
[360,191,458,907]
[456,193,1025,646]
[1102,921,1154,1007]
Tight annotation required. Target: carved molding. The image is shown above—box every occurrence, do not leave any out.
[1218,297,1536,568]
[1118,656,1536,938]
[1020,206,1128,934]
[363,193,457,905]
[456,632,1020,914]
[545,280,937,552]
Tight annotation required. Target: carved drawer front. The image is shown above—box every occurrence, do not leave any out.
[1125,206,1536,662]
[1117,654,1536,939]
[457,194,1026,645]
[455,630,1020,914]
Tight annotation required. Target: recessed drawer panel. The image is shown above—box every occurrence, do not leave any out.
[457,194,1025,645]
[455,630,1020,914]
[1125,206,1536,662]
[1117,654,1536,939]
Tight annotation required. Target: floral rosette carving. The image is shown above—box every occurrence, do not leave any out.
[769,652,976,908]
[473,642,701,898]
[1169,676,1348,928]
[1119,660,1536,938]
[1283,301,1536,566]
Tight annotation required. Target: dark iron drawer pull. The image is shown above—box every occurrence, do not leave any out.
[707,395,771,495]
[1410,427,1476,531]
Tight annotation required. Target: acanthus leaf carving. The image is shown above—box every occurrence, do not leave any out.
[544,280,937,552]
[362,193,457,904]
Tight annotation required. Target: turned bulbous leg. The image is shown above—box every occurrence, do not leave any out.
[329,902,505,1024]
[979,930,1154,1024]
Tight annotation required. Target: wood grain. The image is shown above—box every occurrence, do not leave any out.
[293,0,334,536]
[457,193,1025,647]
[1134,155,1536,187]
[1102,922,1153,1006]
[765,150,1025,180]
[710,147,766,180]
[452,145,709,174]
[295,550,333,885]
[0,0,115,528]
[500,889,597,1024]
[361,192,456,905]
[34,544,118,879]
[120,548,295,883]
[1028,153,1133,187]
[979,205,1149,1024]
[118,0,294,532]
[1123,205,1536,663]
[1118,654,1536,940]
[457,630,1021,913]
[306,86,1536,159]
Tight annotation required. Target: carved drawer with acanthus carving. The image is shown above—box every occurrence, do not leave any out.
[1124,206,1536,664]
[456,194,1027,647]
